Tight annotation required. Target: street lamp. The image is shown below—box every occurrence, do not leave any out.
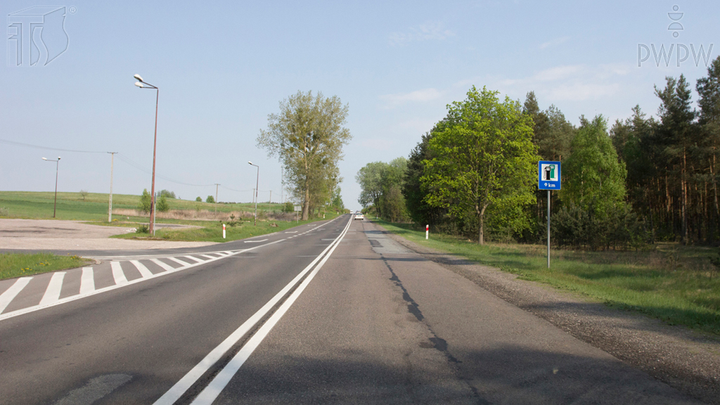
[42,156,61,218]
[248,161,259,226]
[133,74,159,235]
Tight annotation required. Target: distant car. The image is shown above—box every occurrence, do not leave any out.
[354,212,364,220]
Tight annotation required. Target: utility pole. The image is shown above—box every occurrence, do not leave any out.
[214,183,220,213]
[108,152,117,222]
[269,190,272,204]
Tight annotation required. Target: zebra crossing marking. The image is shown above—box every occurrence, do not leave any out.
[0,277,32,314]
[39,272,65,306]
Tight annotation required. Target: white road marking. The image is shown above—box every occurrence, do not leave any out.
[111,262,128,285]
[168,257,191,267]
[190,216,352,404]
[0,277,32,314]
[39,272,66,306]
[151,259,177,273]
[183,256,204,264]
[154,216,352,405]
[284,231,297,234]
[199,255,216,260]
[80,267,95,294]
[244,239,267,243]
[130,260,154,278]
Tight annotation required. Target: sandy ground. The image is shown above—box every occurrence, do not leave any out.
[0,219,217,250]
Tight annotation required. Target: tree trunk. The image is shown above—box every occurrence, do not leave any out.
[302,176,310,220]
[682,148,688,244]
[478,203,488,245]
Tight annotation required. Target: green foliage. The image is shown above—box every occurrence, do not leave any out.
[139,189,152,213]
[282,202,294,213]
[421,86,539,244]
[136,224,149,234]
[196,196,202,202]
[356,158,409,222]
[562,115,627,215]
[157,194,170,212]
[158,189,176,199]
[206,195,215,203]
[403,132,448,227]
[257,91,352,220]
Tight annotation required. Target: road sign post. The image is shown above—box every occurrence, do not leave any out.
[294,205,301,223]
[538,161,561,268]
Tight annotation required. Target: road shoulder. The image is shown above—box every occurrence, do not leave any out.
[376,222,720,405]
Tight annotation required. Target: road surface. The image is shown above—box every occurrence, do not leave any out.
[0,215,704,404]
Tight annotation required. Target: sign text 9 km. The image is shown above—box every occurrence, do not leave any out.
[538,161,561,190]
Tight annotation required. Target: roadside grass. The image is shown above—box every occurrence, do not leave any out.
[375,220,720,336]
[113,213,341,243]
[0,253,91,281]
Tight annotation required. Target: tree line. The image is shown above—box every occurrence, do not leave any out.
[357,57,720,248]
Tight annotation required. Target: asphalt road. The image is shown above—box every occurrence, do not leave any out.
[0,215,704,404]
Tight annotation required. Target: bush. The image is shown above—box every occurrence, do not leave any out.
[282,202,294,213]
[157,195,170,212]
[139,189,152,213]
[552,201,648,250]
[195,196,202,202]
[206,195,215,203]
[136,224,149,234]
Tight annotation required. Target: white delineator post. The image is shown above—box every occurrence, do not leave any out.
[223,224,226,239]
[426,224,429,240]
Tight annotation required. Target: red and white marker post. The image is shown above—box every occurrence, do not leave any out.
[222,224,226,239]
[425,224,429,240]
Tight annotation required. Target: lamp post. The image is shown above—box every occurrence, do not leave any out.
[249,161,259,226]
[133,74,159,235]
[42,156,60,218]
[108,152,117,222]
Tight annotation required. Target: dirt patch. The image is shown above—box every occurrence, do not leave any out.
[0,219,216,250]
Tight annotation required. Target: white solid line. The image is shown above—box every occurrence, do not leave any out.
[39,272,66,306]
[130,260,154,278]
[154,216,353,405]
[0,277,32,314]
[151,259,179,273]
[284,231,298,234]
[168,257,191,267]
[111,262,128,285]
[244,239,268,243]
[199,255,216,260]
[80,267,95,295]
[183,256,204,264]
[190,216,353,404]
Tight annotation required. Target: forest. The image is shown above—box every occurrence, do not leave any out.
[356,57,720,249]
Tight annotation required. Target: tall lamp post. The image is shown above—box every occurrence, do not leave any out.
[133,74,159,235]
[42,156,61,218]
[249,161,259,226]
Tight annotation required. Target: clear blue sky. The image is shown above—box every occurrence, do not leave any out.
[2,0,718,211]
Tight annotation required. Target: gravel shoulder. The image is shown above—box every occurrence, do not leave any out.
[379,224,720,405]
[0,219,216,251]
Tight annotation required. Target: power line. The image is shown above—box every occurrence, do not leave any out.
[115,155,215,188]
[0,138,108,154]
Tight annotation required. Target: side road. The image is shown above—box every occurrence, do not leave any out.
[377,223,720,405]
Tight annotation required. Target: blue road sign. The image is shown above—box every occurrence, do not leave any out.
[538,161,561,190]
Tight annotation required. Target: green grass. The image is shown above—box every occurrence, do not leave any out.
[376,220,720,336]
[0,253,91,280]
[0,191,293,222]
[113,213,341,243]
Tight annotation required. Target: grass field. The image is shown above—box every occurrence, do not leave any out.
[113,213,341,242]
[0,253,91,280]
[376,220,720,336]
[0,191,296,223]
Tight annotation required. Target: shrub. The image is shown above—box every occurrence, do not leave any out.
[206,195,215,203]
[195,196,202,202]
[139,189,152,213]
[282,202,294,213]
[136,224,149,234]
[157,195,170,212]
